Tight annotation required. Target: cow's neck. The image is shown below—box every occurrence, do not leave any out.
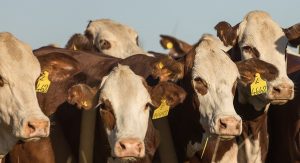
[0,128,18,158]
[234,94,269,163]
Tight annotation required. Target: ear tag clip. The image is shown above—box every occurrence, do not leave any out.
[82,101,88,107]
[152,99,170,119]
[166,42,173,49]
[36,71,51,93]
[250,73,267,96]
[158,62,164,69]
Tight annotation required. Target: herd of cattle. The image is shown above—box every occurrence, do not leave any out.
[0,10,300,163]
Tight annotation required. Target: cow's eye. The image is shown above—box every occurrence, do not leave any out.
[145,103,154,111]
[0,75,5,87]
[242,46,260,58]
[193,77,208,95]
[136,36,139,46]
[99,39,111,50]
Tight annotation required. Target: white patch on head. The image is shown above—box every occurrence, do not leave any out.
[237,11,294,107]
[186,141,201,158]
[99,64,151,154]
[238,133,262,163]
[86,19,146,58]
[0,32,49,156]
[191,34,240,133]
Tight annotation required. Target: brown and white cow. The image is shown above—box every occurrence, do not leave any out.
[70,64,186,162]
[65,19,147,58]
[0,32,50,161]
[215,10,300,162]
[167,34,246,163]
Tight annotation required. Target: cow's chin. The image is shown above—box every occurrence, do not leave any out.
[119,157,138,162]
[21,137,41,142]
[270,99,289,105]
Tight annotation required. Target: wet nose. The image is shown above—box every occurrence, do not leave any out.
[215,116,242,136]
[114,138,145,158]
[24,119,50,138]
[271,83,294,99]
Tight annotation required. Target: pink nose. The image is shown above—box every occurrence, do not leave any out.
[214,116,242,136]
[24,119,50,138]
[271,83,294,100]
[114,138,145,158]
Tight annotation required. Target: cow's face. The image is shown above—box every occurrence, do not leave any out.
[98,64,185,160]
[215,11,300,109]
[0,33,49,156]
[85,19,145,59]
[191,35,242,138]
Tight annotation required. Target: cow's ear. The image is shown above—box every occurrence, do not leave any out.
[65,33,93,51]
[67,84,98,110]
[149,82,186,108]
[38,53,81,82]
[160,34,193,58]
[215,21,239,46]
[152,56,184,82]
[283,23,300,47]
[235,58,279,86]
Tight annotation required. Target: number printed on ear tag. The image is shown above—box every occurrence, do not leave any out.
[250,73,267,96]
[152,99,170,120]
[36,71,51,93]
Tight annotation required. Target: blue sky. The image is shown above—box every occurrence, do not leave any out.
[1,1,299,53]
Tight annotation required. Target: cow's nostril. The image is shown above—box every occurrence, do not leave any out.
[120,142,126,150]
[273,87,281,94]
[27,122,36,133]
[219,119,227,129]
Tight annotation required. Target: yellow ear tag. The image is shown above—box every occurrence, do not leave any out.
[166,42,173,49]
[250,73,267,96]
[158,62,164,69]
[152,99,170,119]
[81,101,88,107]
[36,71,51,93]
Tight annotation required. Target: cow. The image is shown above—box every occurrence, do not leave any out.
[167,34,265,163]
[0,32,50,162]
[267,51,300,163]
[65,19,147,58]
[67,64,186,162]
[215,10,300,162]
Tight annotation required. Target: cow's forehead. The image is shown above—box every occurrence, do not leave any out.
[0,32,41,80]
[239,11,287,47]
[100,65,150,108]
[192,35,239,84]
[87,19,138,42]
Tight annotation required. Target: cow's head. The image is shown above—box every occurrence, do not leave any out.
[68,64,186,161]
[0,33,49,157]
[187,34,242,138]
[66,19,145,59]
[215,10,300,109]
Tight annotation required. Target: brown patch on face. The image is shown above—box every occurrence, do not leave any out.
[215,21,240,46]
[193,77,208,95]
[37,53,81,82]
[67,84,98,110]
[235,58,279,86]
[65,33,93,51]
[152,56,184,82]
[99,99,116,130]
[149,82,186,108]
[283,23,300,47]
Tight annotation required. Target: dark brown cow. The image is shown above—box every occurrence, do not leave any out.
[267,52,300,163]
[6,46,185,163]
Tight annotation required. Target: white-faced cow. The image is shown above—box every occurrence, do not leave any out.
[0,32,50,161]
[65,19,147,58]
[215,10,300,163]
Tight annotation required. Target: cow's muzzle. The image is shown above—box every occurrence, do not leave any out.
[268,83,294,105]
